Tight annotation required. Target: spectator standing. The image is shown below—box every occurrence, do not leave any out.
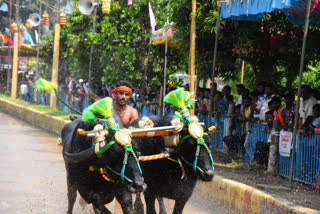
[282,93,295,130]
[299,85,317,124]
[214,91,228,114]
[270,96,286,129]
[195,87,203,116]
[222,85,231,101]
[254,83,274,121]
[236,84,245,107]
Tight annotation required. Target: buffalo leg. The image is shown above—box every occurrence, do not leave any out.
[144,191,157,214]
[115,191,134,214]
[172,198,188,214]
[92,206,100,214]
[134,193,144,214]
[157,197,167,214]
[66,173,77,214]
[92,200,111,214]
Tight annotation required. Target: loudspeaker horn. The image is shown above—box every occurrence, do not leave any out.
[78,0,98,15]
[29,13,41,27]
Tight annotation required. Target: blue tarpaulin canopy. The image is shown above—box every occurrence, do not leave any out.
[221,0,320,26]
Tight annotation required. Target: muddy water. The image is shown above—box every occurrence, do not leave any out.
[0,112,226,214]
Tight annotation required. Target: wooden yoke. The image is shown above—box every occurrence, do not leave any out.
[131,130,174,137]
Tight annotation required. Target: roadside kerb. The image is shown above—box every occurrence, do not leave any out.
[0,97,68,136]
[0,97,319,214]
[198,174,320,213]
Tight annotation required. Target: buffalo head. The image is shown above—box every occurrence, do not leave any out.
[175,122,214,182]
[63,119,147,193]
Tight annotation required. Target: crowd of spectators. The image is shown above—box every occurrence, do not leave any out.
[17,76,320,134]
[193,81,320,135]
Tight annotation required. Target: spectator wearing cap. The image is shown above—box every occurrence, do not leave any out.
[299,85,317,124]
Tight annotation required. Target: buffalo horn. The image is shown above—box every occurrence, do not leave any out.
[63,146,96,163]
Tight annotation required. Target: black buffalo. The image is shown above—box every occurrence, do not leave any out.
[131,115,214,214]
[62,115,147,214]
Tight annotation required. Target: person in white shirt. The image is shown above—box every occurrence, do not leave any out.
[254,83,274,121]
[299,85,317,124]
[236,84,244,106]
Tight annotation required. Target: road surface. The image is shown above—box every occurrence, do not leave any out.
[0,112,227,214]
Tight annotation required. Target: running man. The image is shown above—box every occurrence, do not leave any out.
[111,80,139,128]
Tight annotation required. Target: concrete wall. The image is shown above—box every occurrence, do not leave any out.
[0,97,319,214]
[0,98,68,136]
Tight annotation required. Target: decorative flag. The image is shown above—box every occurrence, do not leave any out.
[311,0,318,12]
[24,28,34,45]
[1,34,12,45]
[148,2,156,32]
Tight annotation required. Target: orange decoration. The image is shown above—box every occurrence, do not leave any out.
[26,19,32,29]
[59,12,66,26]
[42,12,49,25]
[11,22,17,31]
[102,0,111,14]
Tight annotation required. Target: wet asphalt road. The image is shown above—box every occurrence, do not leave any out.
[0,112,227,214]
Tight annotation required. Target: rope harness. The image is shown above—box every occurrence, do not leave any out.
[91,118,142,184]
[178,132,214,174]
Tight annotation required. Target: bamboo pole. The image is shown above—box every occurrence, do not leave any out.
[11,33,19,99]
[162,4,170,116]
[87,1,97,106]
[50,24,60,109]
[6,0,12,94]
[189,0,196,116]
[209,3,222,125]
[289,0,312,188]
[241,60,244,84]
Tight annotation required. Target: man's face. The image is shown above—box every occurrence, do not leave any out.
[285,97,293,107]
[222,87,230,96]
[115,91,131,106]
[313,108,320,118]
[272,101,281,110]
[265,87,272,96]
[243,99,251,107]
[236,87,242,95]
[204,91,209,97]
[257,85,264,94]
[301,88,310,100]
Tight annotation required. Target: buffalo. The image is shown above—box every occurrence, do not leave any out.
[131,115,214,214]
[62,115,147,214]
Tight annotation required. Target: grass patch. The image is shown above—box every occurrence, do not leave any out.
[0,93,81,120]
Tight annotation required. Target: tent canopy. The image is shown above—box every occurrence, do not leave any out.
[221,0,320,26]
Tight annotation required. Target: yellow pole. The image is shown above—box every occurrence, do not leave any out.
[11,33,19,99]
[241,60,244,84]
[50,24,60,109]
[189,0,196,116]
